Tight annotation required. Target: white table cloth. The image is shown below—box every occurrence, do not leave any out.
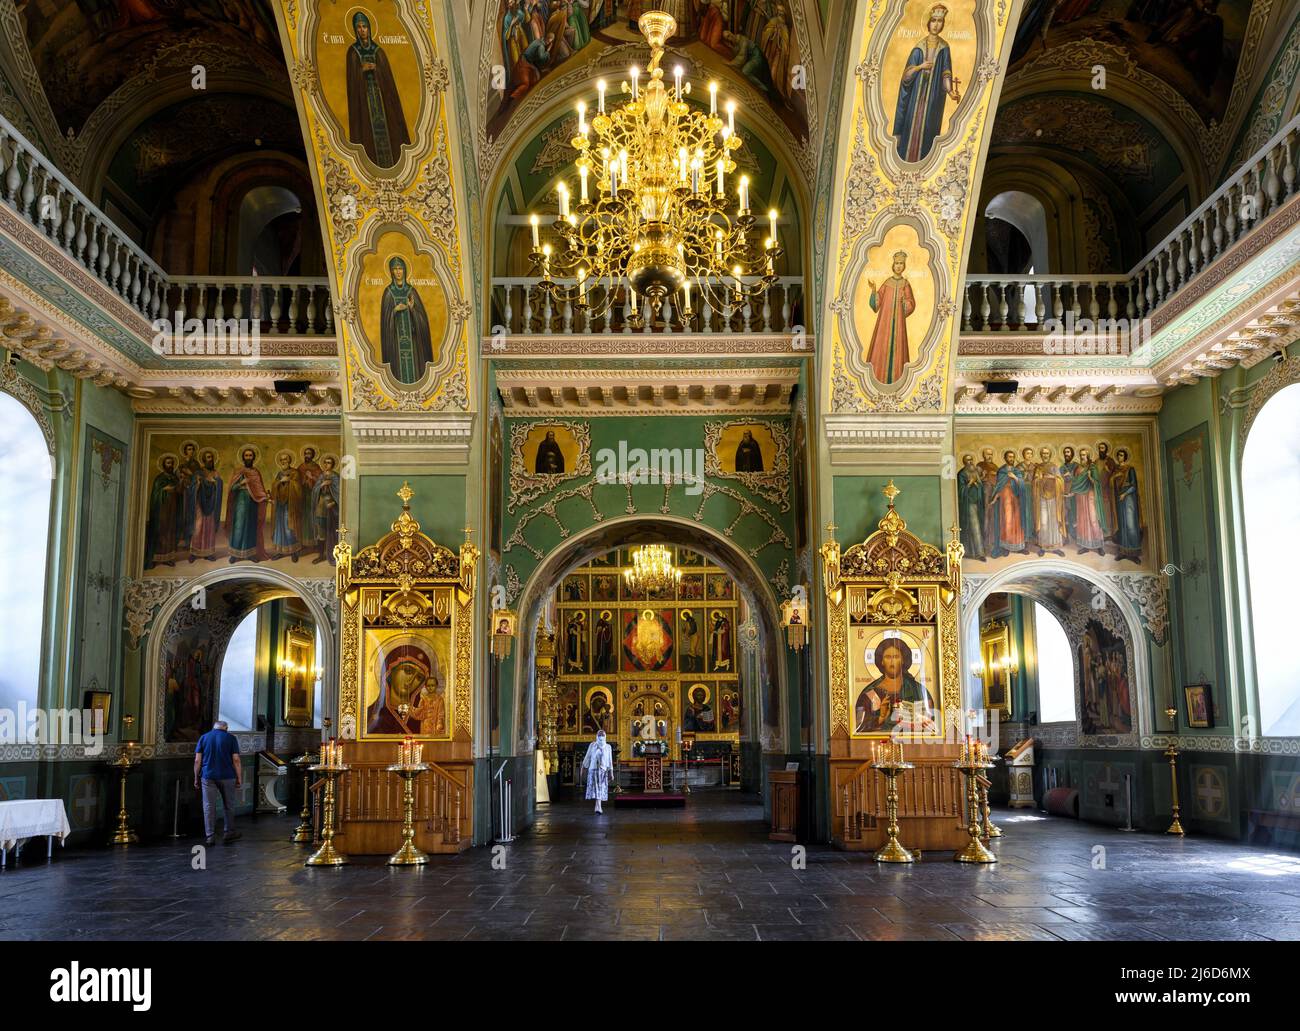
[0,799,72,866]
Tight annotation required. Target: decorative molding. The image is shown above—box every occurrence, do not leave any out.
[1239,355,1300,455]
[123,577,185,649]
[481,333,813,357]
[1111,573,1169,647]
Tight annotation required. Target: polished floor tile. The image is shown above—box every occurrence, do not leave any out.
[3,791,1299,941]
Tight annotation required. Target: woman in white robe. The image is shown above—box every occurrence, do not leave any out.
[581,729,614,813]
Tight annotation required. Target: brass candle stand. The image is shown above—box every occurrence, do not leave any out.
[870,758,916,863]
[305,762,349,866]
[290,751,319,844]
[979,761,1002,840]
[386,762,430,866]
[107,738,141,847]
[1164,706,1185,836]
[953,759,997,863]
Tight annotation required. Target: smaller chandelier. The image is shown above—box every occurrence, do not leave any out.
[623,544,681,594]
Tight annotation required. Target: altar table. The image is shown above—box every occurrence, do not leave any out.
[0,799,72,868]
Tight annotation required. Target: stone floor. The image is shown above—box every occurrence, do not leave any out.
[3,791,1300,940]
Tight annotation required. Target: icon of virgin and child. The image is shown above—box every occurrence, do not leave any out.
[366,641,447,736]
[853,636,937,734]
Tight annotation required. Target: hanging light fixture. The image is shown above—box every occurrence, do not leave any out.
[527,11,782,329]
[623,544,681,594]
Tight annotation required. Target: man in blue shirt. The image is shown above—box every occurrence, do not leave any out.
[194,720,243,845]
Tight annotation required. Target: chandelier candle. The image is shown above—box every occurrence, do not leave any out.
[526,11,782,329]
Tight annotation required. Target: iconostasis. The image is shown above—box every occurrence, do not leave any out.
[553,547,745,769]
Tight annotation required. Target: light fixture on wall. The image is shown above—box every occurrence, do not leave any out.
[526,12,782,328]
[623,544,681,594]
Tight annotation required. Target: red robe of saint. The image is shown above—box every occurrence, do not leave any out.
[866,275,915,384]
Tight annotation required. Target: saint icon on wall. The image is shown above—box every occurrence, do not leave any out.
[535,430,565,474]
[367,641,445,736]
[347,10,411,169]
[734,430,765,472]
[380,256,433,384]
[892,3,961,163]
[866,250,916,385]
[853,636,933,734]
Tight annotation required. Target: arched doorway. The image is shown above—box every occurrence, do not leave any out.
[511,516,790,822]
[963,562,1151,744]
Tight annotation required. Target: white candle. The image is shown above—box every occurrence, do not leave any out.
[629,285,637,313]
[530,214,539,249]
[579,164,589,201]
[577,100,586,134]
[682,278,691,312]
[691,159,699,194]
[674,65,683,100]
[709,81,718,116]
[739,175,749,213]
[578,266,587,299]
[559,183,570,217]
[630,66,639,101]
[769,208,777,241]
[726,100,735,135]
[597,79,606,113]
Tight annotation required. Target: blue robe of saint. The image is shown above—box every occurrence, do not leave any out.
[1112,464,1142,557]
[893,36,954,163]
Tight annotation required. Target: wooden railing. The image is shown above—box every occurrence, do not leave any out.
[340,760,467,847]
[838,759,965,846]
[964,112,1300,334]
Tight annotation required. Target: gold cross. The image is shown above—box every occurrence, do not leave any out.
[462,524,475,541]
[883,480,900,505]
[396,482,414,505]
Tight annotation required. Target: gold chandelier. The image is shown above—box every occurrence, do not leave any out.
[623,544,681,594]
[528,11,782,328]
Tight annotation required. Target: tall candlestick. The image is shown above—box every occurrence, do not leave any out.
[530,214,539,249]
[739,175,750,213]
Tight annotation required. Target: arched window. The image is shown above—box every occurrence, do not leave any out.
[1034,603,1076,723]
[219,609,260,732]
[1243,382,1300,736]
[0,391,52,712]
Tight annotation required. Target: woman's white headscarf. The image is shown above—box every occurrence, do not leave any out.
[584,729,613,772]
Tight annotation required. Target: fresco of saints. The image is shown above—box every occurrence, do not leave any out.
[269,450,303,561]
[1018,446,1038,550]
[177,441,202,552]
[1068,447,1109,555]
[724,30,773,95]
[709,609,733,672]
[225,447,269,562]
[1058,445,1079,541]
[892,4,961,163]
[565,610,588,673]
[593,609,615,672]
[985,449,1025,558]
[684,685,715,732]
[346,11,411,169]
[189,448,224,562]
[699,0,732,56]
[379,256,434,384]
[367,643,437,735]
[1095,441,1119,540]
[734,429,765,472]
[1031,446,1068,557]
[760,5,793,105]
[1110,447,1143,562]
[297,447,323,552]
[311,455,341,565]
[535,430,565,473]
[854,637,932,734]
[501,0,540,99]
[957,453,985,560]
[865,250,916,385]
[145,454,183,569]
[679,609,702,672]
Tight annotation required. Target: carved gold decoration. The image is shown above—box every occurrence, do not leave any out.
[828,485,962,740]
[336,484,473,743]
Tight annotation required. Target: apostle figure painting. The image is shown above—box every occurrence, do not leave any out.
[358,234,450,387]
[955,431,1151,570]
[141,432,342,576]
[880,0,974,165]
[316,6,420,171]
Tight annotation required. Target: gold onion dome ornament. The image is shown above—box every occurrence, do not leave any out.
[527,11,782,328]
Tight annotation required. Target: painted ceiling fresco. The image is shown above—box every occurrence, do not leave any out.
[20,0,286,130]
[489,0,810,146]
[1007,0,1256,125]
